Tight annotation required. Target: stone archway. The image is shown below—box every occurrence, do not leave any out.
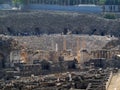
[41,60,51,70]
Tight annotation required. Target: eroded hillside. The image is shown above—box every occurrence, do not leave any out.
[0,11,120,36]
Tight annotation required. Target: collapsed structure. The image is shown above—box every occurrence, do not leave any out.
[0,34,119,70]
[0,34,120,90]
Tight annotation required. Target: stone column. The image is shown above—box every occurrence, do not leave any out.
[95,51,98,58]
[108,51,110,59]
[101,50,104,58]
[99,50,102,59]
[105,51,107,59]
[97,51,100,59]
[92,51,95,58]
[67,0,70,5]
[94,51,96,58]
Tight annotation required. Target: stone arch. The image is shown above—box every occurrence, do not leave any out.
[41,60,51,70]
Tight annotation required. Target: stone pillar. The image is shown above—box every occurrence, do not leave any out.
[96,51,98,58]
[92,51,95,58]
[97,51,100,59]
[108,51,111,59]
[94,51,96,58]
[112,50,115,58]
[42,0,45,4]
[79,0,81,4]
[100,50,102,58]
[67,0,70,5]
[104,51,107,59]
[77,51,80,64]
[101,50,104,58]
[100,50,103,58]
[107,51,109,59]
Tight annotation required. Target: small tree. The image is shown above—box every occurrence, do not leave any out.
[99,0,106,5]
[104,13,116,19]
[12,0,24,7]
[12,0,24,4]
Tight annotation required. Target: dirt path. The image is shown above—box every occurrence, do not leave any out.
[107,72,120,90]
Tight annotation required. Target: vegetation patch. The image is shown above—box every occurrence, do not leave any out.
[104,13,116,19]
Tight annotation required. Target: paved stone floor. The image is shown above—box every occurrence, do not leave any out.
[108,72,120,90]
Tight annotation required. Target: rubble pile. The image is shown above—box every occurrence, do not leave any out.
[0,68,112,90]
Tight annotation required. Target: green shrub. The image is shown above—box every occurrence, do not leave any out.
[104,14,116,19]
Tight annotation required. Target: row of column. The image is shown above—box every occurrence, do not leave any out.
[26,0,98,5]
[91,50,112,59]
[103,5,120,12]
